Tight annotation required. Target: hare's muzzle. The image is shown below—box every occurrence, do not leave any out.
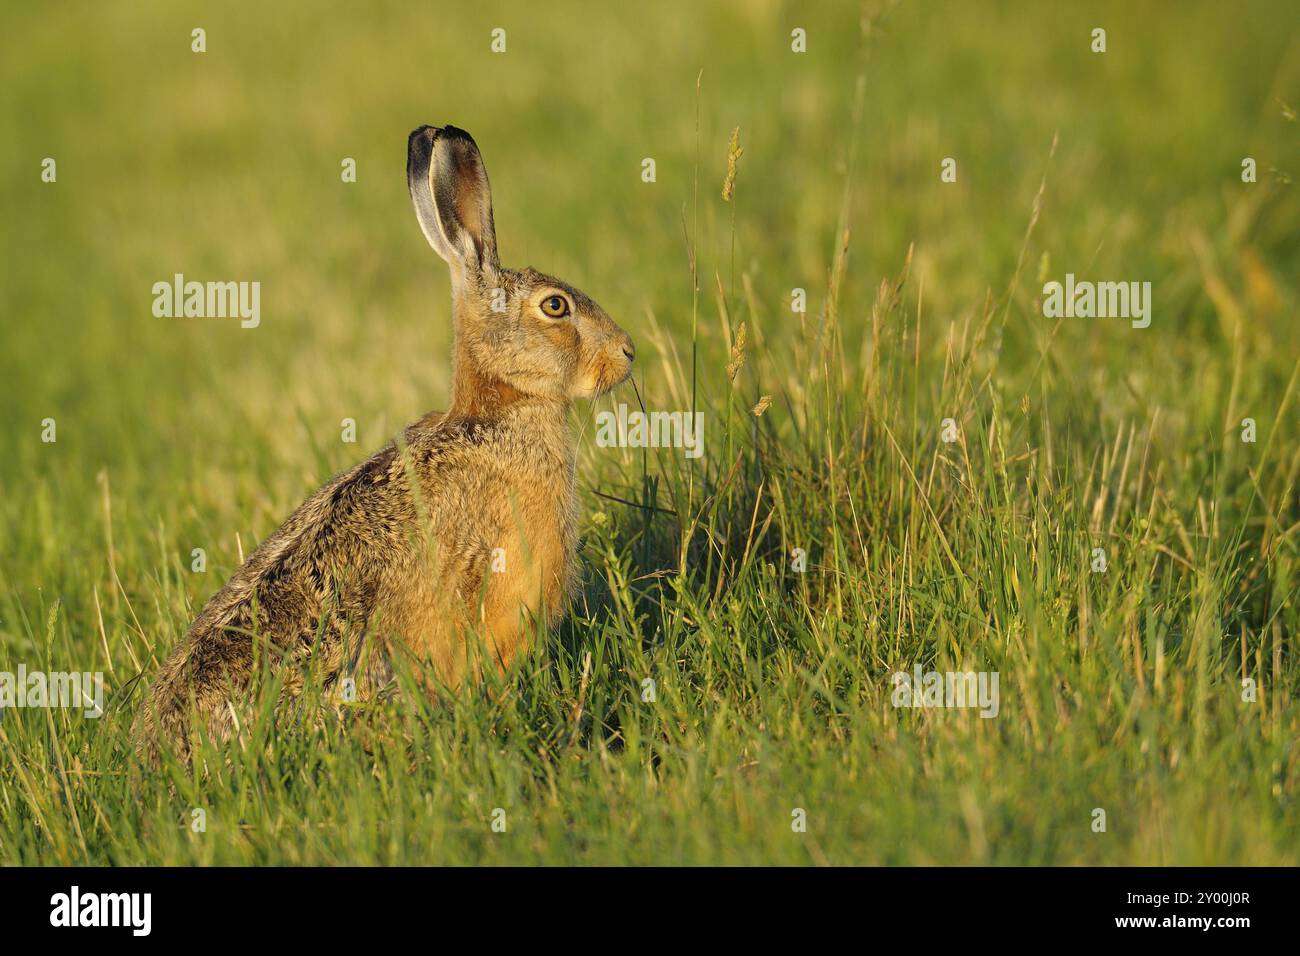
[611,332,635,384]
[584,329,634,398]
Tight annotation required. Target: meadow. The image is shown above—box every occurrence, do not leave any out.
[0,0,1297,864]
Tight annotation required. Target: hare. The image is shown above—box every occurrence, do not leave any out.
[132,125,635,765]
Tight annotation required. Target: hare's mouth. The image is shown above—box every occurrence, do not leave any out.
[602,355,635,394]
[574,355,632,400]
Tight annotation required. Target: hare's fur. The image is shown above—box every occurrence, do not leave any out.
[133,126,634,765]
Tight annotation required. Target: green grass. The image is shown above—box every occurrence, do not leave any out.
[1,0,1297,864]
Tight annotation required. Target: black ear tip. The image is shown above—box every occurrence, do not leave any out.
[440,125,479,148]
[408,125,439,150]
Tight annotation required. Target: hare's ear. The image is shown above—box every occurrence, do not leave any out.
[407,125,499,282]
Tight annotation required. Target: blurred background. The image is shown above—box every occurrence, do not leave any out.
[2,1,1295,565]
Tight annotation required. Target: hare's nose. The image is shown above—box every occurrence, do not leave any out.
[620,339,635,362]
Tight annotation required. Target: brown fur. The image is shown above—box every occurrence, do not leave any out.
[132,125,634,765]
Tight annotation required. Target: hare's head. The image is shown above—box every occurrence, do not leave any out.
[407,125,635,406]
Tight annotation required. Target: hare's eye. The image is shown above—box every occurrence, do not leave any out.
[541,295,571,319]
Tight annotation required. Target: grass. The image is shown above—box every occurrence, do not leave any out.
[0,0,1297,865]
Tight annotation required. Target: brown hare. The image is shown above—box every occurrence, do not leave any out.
[133,125,635,765]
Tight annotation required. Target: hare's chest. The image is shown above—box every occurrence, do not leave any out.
[484,465,577,626]
[385,431,577,680]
